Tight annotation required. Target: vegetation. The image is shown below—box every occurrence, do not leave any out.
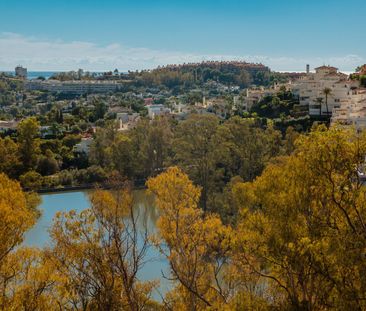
[250,87,299,119]
[350,65,366,87]
[88,114,295,217]
[2,125,366,309]
[2,60,366,308]
[48,61,294,92]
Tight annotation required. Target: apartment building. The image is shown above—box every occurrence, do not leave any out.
[25,79,125,95]
[291,66,360,116]
[331,88,366,128]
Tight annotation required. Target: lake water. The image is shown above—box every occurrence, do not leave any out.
[24,190,171,298]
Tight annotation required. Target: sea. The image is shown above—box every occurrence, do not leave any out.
[1,71,57,80]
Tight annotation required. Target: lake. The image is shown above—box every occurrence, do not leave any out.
[24,190,171,298]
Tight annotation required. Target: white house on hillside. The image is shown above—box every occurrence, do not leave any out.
[292,66,361,116]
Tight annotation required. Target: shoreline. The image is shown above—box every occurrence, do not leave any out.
[32,180,147,194]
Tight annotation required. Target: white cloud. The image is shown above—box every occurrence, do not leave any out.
[0,33,364,72]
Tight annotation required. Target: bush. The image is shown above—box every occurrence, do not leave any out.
[75,165,108,184]
[19,171,43,190]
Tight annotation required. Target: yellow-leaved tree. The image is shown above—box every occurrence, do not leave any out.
[0,173,49,310]
[147,167,233,310]
[232,125,366,310]
[49,187,159,310]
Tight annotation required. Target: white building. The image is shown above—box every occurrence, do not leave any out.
[74,137,93,154]
[116,112,140,131]
[292,65,360,116]
[25,79,125,94]
[15,66,27,79]
[331,89,366,128]
[147,104,171,119]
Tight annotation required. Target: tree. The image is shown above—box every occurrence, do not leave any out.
[1,248,56,310]
[130,117,173,179]
[322,87,332,116]
[315,97,323,116]
[37,149,60,176]
[0,173,38,262]
[216,116,282,183]
[108,133,135,177]
[89,121,118,168]
[0,174,41,310]
[0,137,21,178]
[237,70,252,88]
[147,167,233,310]
[232,126,366,310]
[93,100,107,121]
[50,187,157,310]
[17,117,41,171]
[19,170,44,190]
[173,114,220,211]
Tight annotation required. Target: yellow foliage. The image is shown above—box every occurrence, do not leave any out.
[233,126,366,310]
[148,167,233,310]
[0,173,37,260]
[50,188,157,310]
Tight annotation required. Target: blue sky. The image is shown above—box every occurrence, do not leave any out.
[0,0,365,72]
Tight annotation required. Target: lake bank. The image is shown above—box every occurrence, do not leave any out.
[31,178,148,194]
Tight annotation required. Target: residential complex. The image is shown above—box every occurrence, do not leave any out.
[291,66,360,116]
[25,79,126,95]
[331,88,366,128]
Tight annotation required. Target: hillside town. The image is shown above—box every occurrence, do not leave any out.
[2,63,366,131]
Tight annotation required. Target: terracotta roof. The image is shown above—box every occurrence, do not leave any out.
[315,65,338,71]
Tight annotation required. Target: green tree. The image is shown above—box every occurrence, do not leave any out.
[173,114,220,211]
[17,117,41,171]
[315,97,323,116]
[130,117,173,179]
[322,87,332,116]
[37,149,59,176]
[0,137,21,178]
[93,100,107,121]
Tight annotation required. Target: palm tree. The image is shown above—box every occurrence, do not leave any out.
[315,97,323,116]
[322,87,332,116]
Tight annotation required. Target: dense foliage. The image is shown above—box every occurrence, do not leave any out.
[49,62,294,91]
[2,126,366,309]
[250,87,299,119]
[88,114,297,216]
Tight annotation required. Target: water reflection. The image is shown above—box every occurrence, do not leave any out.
[24,189,171,299]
